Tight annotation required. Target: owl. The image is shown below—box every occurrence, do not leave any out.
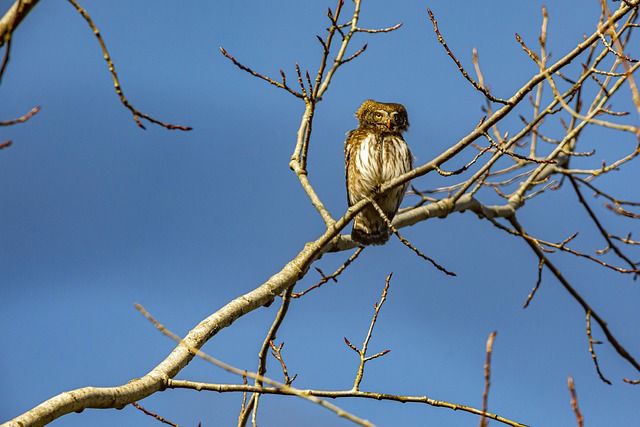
[345,100,413,246]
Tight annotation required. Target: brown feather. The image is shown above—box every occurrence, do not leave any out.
[345,100,413,246]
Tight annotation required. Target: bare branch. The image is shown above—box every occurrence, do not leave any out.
[347,273,393,391]
[134,304,375,427]
[569,176,638,278]
[67,0,191,130]
[508,216,640,375]
[428,9,511,105]
[169,381,530,427]
[219,47,304,99]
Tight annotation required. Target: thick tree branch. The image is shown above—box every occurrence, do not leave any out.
[0,0,39,47]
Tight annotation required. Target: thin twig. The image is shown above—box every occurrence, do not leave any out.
[131,402,179,427]
[367,198,456,276]
[428,9,510,105]
[356,23,403,33]
[269,341,297,385]
[347,273,393,391]
[479,331,497,427]
[0,106,40,125]
[523,259,544,308]
[586,310,611,384]
[219,47,305,100]
[67,0,191,131]
[292,247,364,297]
[567,377,584,427]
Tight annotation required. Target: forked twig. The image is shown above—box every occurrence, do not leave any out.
[269,341,297,385]
[292,247,364,297]
[345,273,393,391]
[134,304,375,427]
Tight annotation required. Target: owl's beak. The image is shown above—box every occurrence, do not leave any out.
[385,119,393,130]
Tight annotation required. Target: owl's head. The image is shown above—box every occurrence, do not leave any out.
[355,99,409,133]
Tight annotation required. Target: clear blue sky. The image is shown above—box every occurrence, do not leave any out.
[2,1,639,426]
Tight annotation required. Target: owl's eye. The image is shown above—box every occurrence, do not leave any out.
[373,112,384,120]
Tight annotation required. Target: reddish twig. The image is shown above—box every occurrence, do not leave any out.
[132,402,179,427]
[567,377,584,427]
[605,202,640,219]
[269,341,297,386]
[0,106,40,125]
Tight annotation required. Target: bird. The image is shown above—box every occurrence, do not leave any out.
[344,99,413,246]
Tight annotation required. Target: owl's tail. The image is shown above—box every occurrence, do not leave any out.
[350,209,392,246]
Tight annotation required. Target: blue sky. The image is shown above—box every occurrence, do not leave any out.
[2,1,640,426]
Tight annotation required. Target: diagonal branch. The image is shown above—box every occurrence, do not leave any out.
[568,176,638,277]
[427,8,510,105]
[508,215,640,375]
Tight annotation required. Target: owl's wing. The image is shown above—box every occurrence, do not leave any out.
[344,130,356,207]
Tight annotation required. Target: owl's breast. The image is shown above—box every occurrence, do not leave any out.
[354,134,384,189]
[381,134,412,181]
